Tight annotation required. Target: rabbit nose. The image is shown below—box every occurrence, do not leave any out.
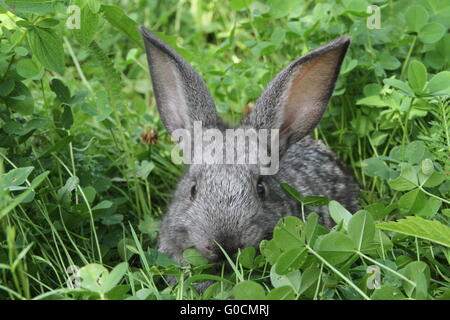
[209,232,242,262]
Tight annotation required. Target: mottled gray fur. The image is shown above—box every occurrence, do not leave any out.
[139,27,360,267]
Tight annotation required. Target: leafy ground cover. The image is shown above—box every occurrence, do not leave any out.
[0,0,449,300]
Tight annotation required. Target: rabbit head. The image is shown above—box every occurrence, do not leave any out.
[139,26,350,263]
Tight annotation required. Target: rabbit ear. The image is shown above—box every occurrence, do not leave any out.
[244,36,350,152]
[139,26,219,134]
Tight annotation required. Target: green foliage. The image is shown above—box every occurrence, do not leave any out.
[377,216,450,248]
[0,0,449,300]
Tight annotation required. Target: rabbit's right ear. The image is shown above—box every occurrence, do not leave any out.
[139,26,219,134]
[244,36,350,153]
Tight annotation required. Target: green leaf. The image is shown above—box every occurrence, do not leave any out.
[100,5,143,48]
[259,239,282,265]
[348,210,375,250]
[305,213,326,246]
[315,232,355,264]
[416,197,441,218]
[145,249,181,268]
[365,203,392,221]
[268,0,298,18]
[356,95,386,107]
[72,1,99,46]
[238,247,255,269]
[61,105,73,129]
[138,215,159,237]
[182,248,208,266]
[16,58,43,80]
[4,0,56,15]
[16,20,33,29]
[376,216,450,248]
[0,79,15,97]
[328,200,353,228]
[270,27,286,48]
[407,60,427,92]
[56,176,79,203]
[424,50,445,69]
[273,216,303,250]
[383,78,414,96]
[92,200,113,211]
[0,171,49,220]
[342,0,369,14]
[422,171,446,188]
[371,286,405,300]
[341,58,357,75]
[379,52,401,70]
[404,5,429,32]
[371,132,389,147]
[233,280,266,300]
[82,186,96,204]
[2,167,33,188]
[270,265,301,292]
[405,140,426,164]
[4,81,34,115]
[35,18,59,28]
[275,247,307,275]
[419,23,446,44]
[251,41,275,57]
[50,79,71,103]
[102,262,128,293]
[231,0,253,10]
[372,229,394,254]
[3,118,47,136]
[401,261,430,299]
[420,158,434,176]
[298,265,320,296]
[388,163,418,191]
[362,158,391,179]
[280,183,304,202]
[135,160,155,179]
[79,263,109,294]
[302,195,329,206]
[398,189,426,215]
[27,27,64,74]
[83,90,112,121]
[87,0,101,13]
[184,274,232,290]
[427,71,450,94]
[266,286,295,300]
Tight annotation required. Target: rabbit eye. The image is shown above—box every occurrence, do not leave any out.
[190,184,197,200]
[257,180,266,199]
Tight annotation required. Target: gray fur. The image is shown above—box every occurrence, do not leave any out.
[139,27,360,267]
[140,27,221,134]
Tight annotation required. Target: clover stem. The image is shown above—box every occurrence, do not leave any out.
[357,251,416,287]
[400,35,417,80]
[305,245,371,300]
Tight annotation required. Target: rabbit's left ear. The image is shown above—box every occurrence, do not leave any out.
[139,26,219,135]
[244,36,350,151]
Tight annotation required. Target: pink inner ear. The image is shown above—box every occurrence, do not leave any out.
[280,47,344,135]
[155,51,189,126]
[146,41,191,132]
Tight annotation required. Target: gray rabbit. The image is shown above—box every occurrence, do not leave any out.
[139,26,360,266]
